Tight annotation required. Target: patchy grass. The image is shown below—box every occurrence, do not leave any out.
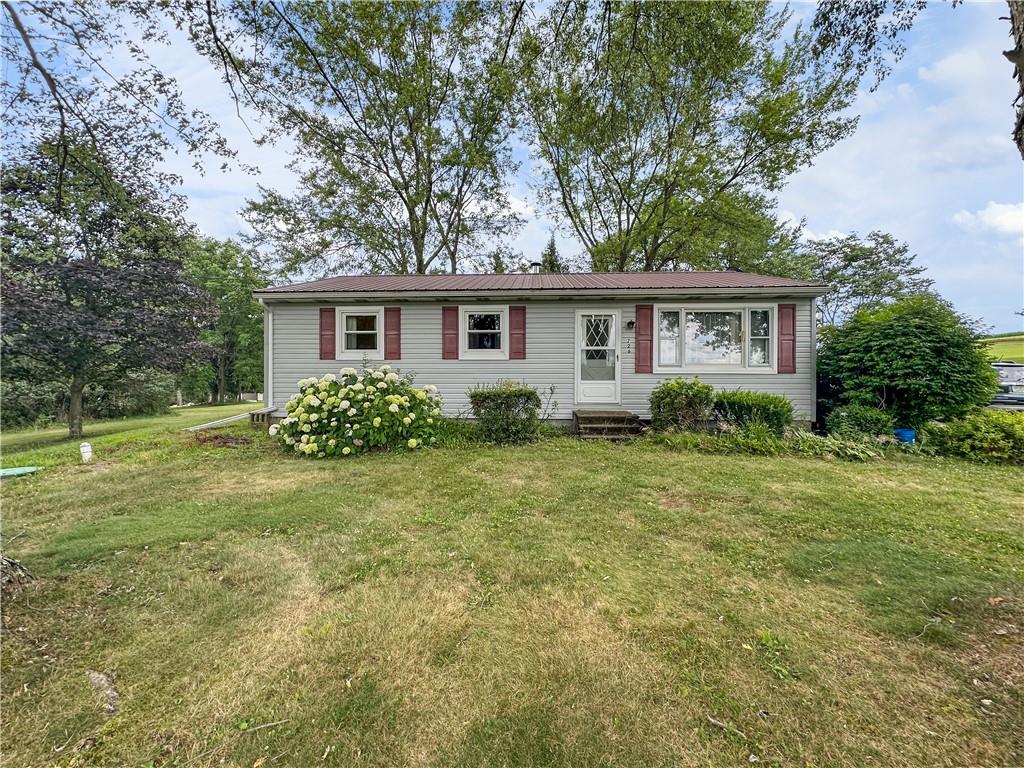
[986,333,1024,363]
[2,416,1022,767]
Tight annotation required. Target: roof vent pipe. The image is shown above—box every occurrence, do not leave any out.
[529,261,541,274]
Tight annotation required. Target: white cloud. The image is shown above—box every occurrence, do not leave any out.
[952,201,1024,237]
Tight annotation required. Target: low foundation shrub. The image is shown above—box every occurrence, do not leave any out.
[467,381,541,444]
[648,427,884,462]
[649,377,715,431]
[921,410,1024,464]
[825,404,895,438]
[272,366,442,457]
[714,390,793,436]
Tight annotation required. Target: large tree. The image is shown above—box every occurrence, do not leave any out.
[806,230,934,326]
[214,1,528,276]
[523,1,858,273]
[1,143,214,438]
[183,238,268,402]
[1,1,235,207]
[811,0,1024,158]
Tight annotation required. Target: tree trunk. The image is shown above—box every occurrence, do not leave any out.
[1007,1,1024,158]
[217,354,227,404]
[68,370,85,439]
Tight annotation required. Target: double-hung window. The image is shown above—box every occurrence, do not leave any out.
[655,305,775,372]
[337,308,383,358]
[460,306,509,359]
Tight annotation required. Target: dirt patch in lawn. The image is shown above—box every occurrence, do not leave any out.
[195,432,252,448]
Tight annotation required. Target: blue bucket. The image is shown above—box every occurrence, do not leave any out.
[893,428,916,444]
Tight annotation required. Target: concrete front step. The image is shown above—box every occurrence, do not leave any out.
[573,408,643,441]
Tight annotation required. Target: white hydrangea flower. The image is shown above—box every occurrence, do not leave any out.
[268,424,280,436]
[321,373,337,383]
[300,434,310,443]
[385,372,399,383]
[301,424,311,433]
[407,438,418,448]
[408,412,415,421]
[378,381,388,390]
[402,416,411,426]
[347,407,357,416]
[379,364,391,372]
[340,400,350,409]
[389,403,400,413]
[340,367,357,377]
[342,446,351,455]
[309,413,319,422]
[372,417,382,427]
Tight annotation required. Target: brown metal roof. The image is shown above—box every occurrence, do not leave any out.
[259,271,825,294]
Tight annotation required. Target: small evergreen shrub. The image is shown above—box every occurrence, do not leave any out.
[714,390,793,436]
[921,410,1024,464]
[825,404,895,438]
[649,377,715,431]
[272,366,442,457]
[467,381,541,444]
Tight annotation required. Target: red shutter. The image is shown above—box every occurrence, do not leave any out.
[441,305,459,359]
[777,303,796,374]
[319,308,336,360]
[635,304,653,373]
[384,307,401,359]
[509,305,526,359]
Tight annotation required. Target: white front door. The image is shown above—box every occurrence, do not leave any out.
[575,310,620,404]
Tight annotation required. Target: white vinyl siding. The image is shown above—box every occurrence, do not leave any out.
[265,296,816,421]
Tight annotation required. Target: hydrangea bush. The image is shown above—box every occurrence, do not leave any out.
[269,365,443,457]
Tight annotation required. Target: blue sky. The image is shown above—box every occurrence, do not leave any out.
[159,2,1023,332]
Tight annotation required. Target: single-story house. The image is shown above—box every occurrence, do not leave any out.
[254,271,827,425]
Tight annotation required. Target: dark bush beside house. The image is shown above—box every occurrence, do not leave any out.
[649,377,716,431]
[817,294,998,429]
[921,410,1024,465]
[825,404,894,439]
[714,390,793,436]
[467,381,541,444]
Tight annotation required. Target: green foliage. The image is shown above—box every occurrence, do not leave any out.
[817,295,999,429]
[239,2,527,275]
[921,410,1024,465]
[539,234,563,273]
[649,427,885,462]
[0,143,214,438]
[714,390,794,436]
[274,366,443,457]
[467,381,542,444]
[807,231,933,326]
[523,1,856,272]
[183,238,268,400]
[1,370,176,428]
[825,404,895,438]
[649,377,715,431]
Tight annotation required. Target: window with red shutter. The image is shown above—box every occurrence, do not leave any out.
[319,308,336,360]
[509,305,526,359]
[777,303,796,373]
[635,304,653,373]
[441,305,459,359]
[384,307,401,360]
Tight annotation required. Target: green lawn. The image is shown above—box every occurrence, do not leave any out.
[2,413,1022,767]
[986,333,1024,363]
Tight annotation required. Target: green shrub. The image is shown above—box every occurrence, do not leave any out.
[825,404,895,438]
[273,365,443,457]
[921,410,1024,464]
[648,427,884,462]
[817,295,998,429]
[649,377,715,431]
[467,381,541,444]
[714,390,793,436]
